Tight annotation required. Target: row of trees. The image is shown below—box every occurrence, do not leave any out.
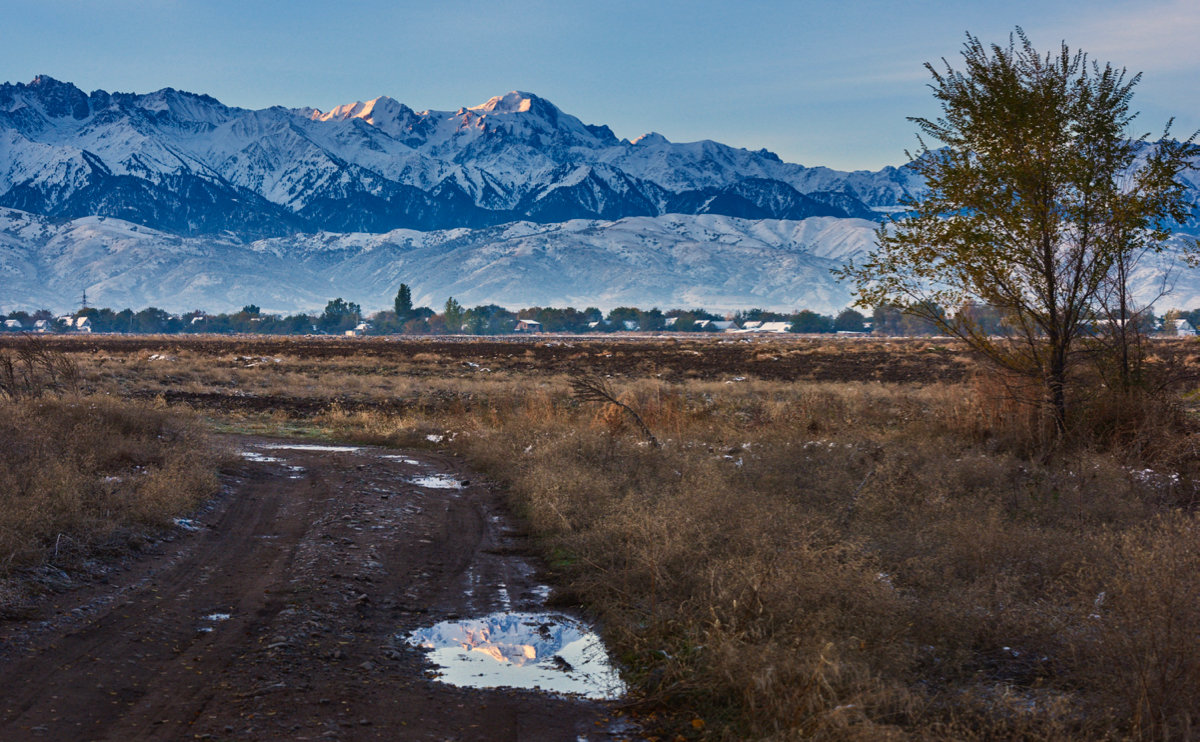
[7,294,1200,338]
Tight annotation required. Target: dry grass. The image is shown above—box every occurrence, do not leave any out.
[18,334,1200,739]
[318,376,1200,740]
[0,394,222,574]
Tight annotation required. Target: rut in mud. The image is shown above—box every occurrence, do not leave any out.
[0,437,631,741]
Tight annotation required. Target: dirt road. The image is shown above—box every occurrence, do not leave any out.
[0,437,631,741]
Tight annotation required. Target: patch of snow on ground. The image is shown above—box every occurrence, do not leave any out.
[409,474,464,490]
[258,443,363,453]
[241,451,283,463]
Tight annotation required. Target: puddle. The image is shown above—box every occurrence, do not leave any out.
[381,455,422,465]
[241,451,284,463]
[406,612,625,700]
[409,474,464,490]
[258,444,363,453]
[174,518,201,531]
[197,612,232,633]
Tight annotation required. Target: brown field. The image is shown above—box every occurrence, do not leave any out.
[5,332,1200,740]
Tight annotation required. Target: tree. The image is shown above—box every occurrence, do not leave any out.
[319,298,361,333]
[790,310,833,334]
[606,307,641,330]
[394,284,413,322]
[443,297,463,333]
[838,30,1197,432]
[833,309,867,333]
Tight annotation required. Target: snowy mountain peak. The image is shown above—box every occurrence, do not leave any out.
[632,132,670,146]
[469,91,539,114]
[8,75,90,119]
[308,95,419,136]
[29,74,68,89]
[310,99,369,122]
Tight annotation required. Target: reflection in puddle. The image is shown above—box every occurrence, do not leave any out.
[409,474,463,490]
[204,613,232,621]
[406,612,625,700]
[381,455,423,465]
[258,444,362,453]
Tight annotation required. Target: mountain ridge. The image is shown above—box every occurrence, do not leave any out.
[0,76,923,237]
[4,77,1198,316]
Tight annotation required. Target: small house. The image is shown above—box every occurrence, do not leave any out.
[759,322,791,333]
[74,316,92,333]
[515,319,542,333]
[34,319,51,332]
[1174,319,1198,337]
[3,319,21,330]
[345,322,369,337]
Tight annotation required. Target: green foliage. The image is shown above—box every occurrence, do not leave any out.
[833,308,867,333]
[462,304,516,334]
[838,29,1198,429]
[789,310,833,333]
[443,297,464,333]
[736,307,788,324]
[393,284,413,321]
[318,298,361,333]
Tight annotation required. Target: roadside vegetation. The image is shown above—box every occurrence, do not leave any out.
[0,338,221,596]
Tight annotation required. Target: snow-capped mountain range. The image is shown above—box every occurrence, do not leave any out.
[1,75,1198,315]
[0,76,921,236]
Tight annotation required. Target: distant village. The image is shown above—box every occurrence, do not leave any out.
[3,295,1198,338]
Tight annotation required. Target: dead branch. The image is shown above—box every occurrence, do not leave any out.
[569,373,660,448]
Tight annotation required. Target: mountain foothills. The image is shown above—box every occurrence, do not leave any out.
[1,75,1197,314]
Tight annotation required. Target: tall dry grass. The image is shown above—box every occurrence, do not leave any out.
[319,375,1200,740]
[0,395,221,574]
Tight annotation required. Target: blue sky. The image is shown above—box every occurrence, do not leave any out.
[3,0,1198,171]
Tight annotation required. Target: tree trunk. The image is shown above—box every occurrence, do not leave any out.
[1048,346,1068,434]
